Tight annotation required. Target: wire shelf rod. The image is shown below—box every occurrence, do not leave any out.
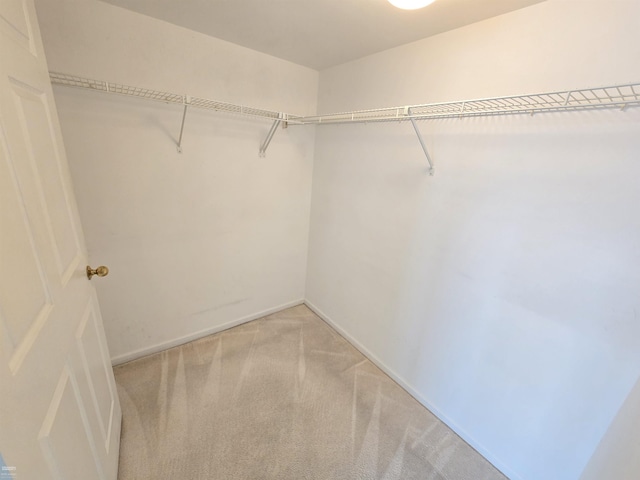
[293,81,640,125]
[49,71,303,124]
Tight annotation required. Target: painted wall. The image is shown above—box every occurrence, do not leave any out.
[580,375,640,480]
[35,0,318,363]
[35,0,640,478]
[306,1,640,479]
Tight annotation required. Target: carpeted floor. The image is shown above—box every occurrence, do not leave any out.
[114,305,507,480]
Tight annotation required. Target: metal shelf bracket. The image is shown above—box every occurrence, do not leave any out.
[259,113,284,157]
[407,108,434,175]
[176,98,189,153]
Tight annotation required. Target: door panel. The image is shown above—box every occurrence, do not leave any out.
[40,365,104,480]
[0,123,54,374]
[10,76,83,283]
[0,0,35,55]
[76,297,119,452]
[0,1,122,479]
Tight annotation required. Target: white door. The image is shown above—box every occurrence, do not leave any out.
[0,1,122,479]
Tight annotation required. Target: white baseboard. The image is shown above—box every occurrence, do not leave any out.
[304,299,522,480]
[111,298,305,366]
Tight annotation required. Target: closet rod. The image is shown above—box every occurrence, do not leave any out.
[49,72,301,155]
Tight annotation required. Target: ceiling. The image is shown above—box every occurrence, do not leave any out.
[101,0,545,70]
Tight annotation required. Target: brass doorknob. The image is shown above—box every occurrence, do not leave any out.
[87,265,109,280]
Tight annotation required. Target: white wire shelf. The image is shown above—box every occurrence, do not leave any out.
[49,72,295,123]
[49,72,640,171]
[49,71,303,155]
[294,82,640,125]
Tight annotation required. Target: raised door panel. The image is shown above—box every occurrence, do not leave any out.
[39,366,104,480]
[9,77,83,285]
[76,298,118,452]
[0,123,53,374]
[0,0,35,55]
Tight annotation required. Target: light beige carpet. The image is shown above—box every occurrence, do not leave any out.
[114,305,507,480]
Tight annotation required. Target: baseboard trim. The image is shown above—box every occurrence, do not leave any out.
[304,299,523,480]
[111,298,305,366]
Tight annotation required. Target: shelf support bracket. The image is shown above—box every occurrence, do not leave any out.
[259,114,283,157]
[176,101,189,153]
[407,108,434,175]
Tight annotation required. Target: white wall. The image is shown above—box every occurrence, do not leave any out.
[35,0,640,478]
[35,0,318,363]
[306,1,640,479]
[580,375,640,480]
